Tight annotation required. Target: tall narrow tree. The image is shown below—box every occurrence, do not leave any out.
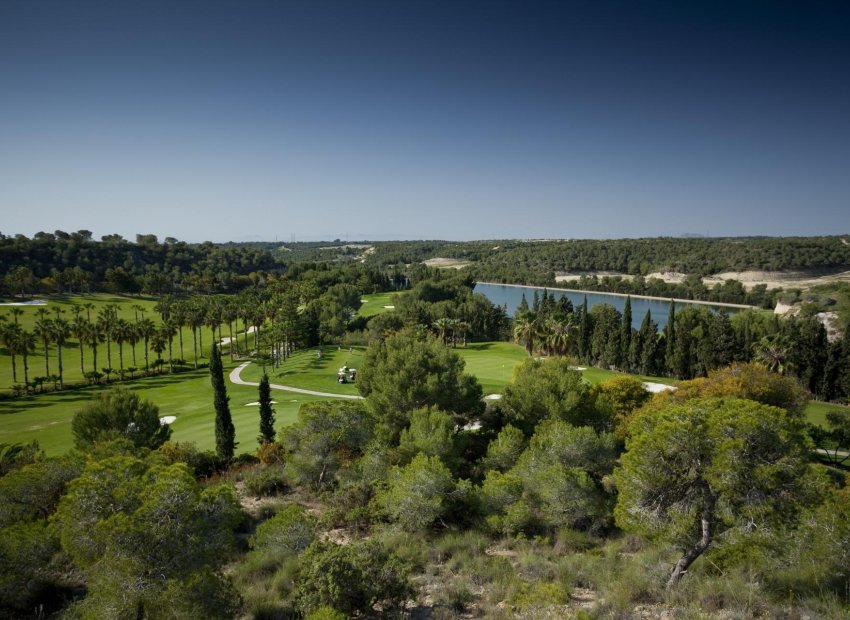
[258,373,276,444]
[210,343,235,461]
[620,296,633,370]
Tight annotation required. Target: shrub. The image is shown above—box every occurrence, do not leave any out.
[244,465,288,497]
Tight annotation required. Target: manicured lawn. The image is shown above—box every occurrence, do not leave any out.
[356,291,404,318]
[577,366,677,387]
[455,342,528,394]
[0,359,318,456]
[805,399,850,428]
[241,346,366,396]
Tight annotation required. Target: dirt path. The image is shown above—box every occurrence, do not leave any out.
[228,361,364,400]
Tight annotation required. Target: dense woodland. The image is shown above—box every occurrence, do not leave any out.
[1,235,850,618]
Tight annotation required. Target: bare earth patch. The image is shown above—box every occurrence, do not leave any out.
[702,268,850,290]
[556,271,635,282]
[423,257,471,269]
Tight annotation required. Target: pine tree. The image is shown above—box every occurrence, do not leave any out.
[258,373,276,444]
[210,343,236,460]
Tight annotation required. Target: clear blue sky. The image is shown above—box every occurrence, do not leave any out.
[1,1,848,242]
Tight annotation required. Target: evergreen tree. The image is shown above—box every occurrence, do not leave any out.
[210,344,236,461]
[638,310,660,376]
[620,296,633,370]
[532,289,540,313]
[578,296,590,362]
[517,293,529,314]
[664,300,676,374]
[258,373,276,444]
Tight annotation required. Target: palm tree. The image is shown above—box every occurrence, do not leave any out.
[755,335,791,375]
[126,321,140,368]
[97,305,119,370]
[32,312,53,378]
[432,317,453,345]
[114,318,131,375]
[71,315,90,376]
[170,300,186,362]
[137,318,156,373]
[546,315,577,357]
[161,320,177,372]
[84,321,101,374]
[513,312,538,357]
[150,330,167,374]
[16,328,35,393]
[223,298,239,361]
[9,307,24,326]
[1,322,21,384]
[187,300,204,369]
[51,317,70,389]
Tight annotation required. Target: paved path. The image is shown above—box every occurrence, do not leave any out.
[228,361,364,400]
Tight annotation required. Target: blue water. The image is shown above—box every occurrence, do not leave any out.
[474,282,737,330]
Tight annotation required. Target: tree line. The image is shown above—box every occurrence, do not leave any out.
[513,289,850,403]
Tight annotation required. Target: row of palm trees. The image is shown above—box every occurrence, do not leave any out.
[1,287,311,394]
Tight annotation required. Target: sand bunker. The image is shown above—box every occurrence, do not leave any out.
[484,394,502,400]
[244,401,279,406]
[0,299,47,306]
[383,305,395,309]
[159,416,177,425]
[642,382,676,393]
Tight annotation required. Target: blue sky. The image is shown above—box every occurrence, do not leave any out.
[1,1,848,242]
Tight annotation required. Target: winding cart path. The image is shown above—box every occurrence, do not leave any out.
[228,361,364,400]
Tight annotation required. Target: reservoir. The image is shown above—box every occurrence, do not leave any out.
[474,282,753,330]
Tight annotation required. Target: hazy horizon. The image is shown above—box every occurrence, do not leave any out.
[2,1,849,242]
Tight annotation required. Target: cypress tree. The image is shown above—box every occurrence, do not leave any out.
[620,296,633,370]
[578,296,590,362]
[210,343,236,461]
[258,373,276,444]
[664,300,676,374]
[638,309,659,375]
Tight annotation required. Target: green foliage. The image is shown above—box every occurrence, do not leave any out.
[258,373,276,444]
[502,358,598,434]
[295,540,413,616]
[481,421,615,535]
[481,424,527,473]
[244,464,288,497]
[71,387,171,450]
[281,400,373,491]
[305,607,347,620]
[0,520,62,616]
[591,375,650,440]
[0,440,43,476]
[210,344,236,461]
[0,454,83,528]
[379,453,455,531]
[398,407,459,469]
[358,328,484,438]
[250,504,316,556]
[52,456,243,616]
[616,397,824,587]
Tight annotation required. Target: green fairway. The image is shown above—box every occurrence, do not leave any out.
[0,359,321,456]
[804,399,850,428]
[455,341,528,394]
[0,293,241,396]
[356,291,403,318]
[240,346,366,396]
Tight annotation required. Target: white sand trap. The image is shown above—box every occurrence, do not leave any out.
[573,366,587,371]
[383,305,395,309]
[642,382,677,393]
[484,394,502,400]
[244,400,279,406]
[159,416,177,425]
[0,299,47,306]
[361,299,368,303]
